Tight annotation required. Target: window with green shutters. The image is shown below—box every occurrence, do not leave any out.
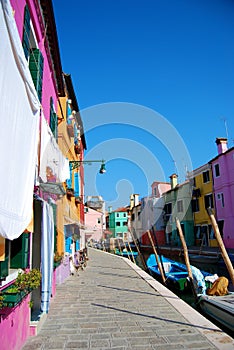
[22,4,31,60]
[0,240,9,279]
[50,98,58,140]
[29,48,44,102]
[10,233,30,269]
[51,203,57,252]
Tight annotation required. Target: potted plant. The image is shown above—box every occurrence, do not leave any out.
[2,269,41,307]
[0,293,4,309]
[54,252,64,268]
[15,268,41,293]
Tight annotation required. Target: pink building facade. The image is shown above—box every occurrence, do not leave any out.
[83,207,103,243]
[210,138,234,248]
[0,1,67,349]
[11,0,64,121]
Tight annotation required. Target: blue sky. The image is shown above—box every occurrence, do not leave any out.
[53,0,234,209]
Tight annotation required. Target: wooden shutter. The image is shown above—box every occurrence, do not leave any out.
[10,233,30,269]
[50,98,58,139]
[22,5,31,60]
[0,240,9,278]
[74,172,79,197]
[29,48,44,101]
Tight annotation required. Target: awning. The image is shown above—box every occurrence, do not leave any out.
[40,182,66,196]
[64,216,80,226]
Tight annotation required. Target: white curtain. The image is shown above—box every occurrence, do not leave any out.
[39,115,70,183]
[40,200,54,313]
[0,0,40,240]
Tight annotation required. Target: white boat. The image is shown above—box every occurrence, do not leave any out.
[197,293,234,333]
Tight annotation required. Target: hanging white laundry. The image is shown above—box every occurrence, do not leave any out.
[39,114,68,183]
[0,0,40,240]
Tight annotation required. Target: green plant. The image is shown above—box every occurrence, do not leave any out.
[28,300,33,308]
[14,269,41,293]
[54,252,63,264]
[4,286,19,293]
[0,293,4,308]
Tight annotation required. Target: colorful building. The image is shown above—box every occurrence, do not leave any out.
[163,175,194,247]
[108,207,129,239]
[188,164,216,247]
[0,1,84,348]
[209,138,234,248]
[141,181,171,246]
[57,73,86,257]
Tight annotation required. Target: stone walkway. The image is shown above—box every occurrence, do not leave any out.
[22,249,234,349]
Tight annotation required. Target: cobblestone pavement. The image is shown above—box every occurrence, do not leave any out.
[22,249,234,350]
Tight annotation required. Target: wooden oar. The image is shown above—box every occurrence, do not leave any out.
[147,230,166,284]
[129,229,148,272]
[127,241,136,264]
[207,208,234,286]
[175,217,197,298]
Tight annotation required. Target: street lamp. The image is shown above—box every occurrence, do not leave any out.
[69,159,106,174]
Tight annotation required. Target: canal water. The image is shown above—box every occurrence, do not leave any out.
[135,252,234,339]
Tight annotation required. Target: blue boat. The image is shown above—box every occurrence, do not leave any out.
[147,254,212,293]
[115,248,138,259]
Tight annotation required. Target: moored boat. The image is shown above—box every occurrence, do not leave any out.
[189,254,220,264]
[197,292,234,333]
[147,254,212,293]
[115,248,138,259]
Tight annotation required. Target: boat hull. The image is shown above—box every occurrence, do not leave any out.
[198,293,234,333]
[189,254,219,264]
[147,254,212,293]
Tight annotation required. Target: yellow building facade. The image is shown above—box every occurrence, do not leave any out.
[190,164,218,247]
[56,74,86,255]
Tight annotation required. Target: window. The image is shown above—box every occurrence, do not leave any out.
[29,48,44,102]
[138,211,141,219]
[123,222,128,226]
[0,240,9,279]
[194,226,201,239]
[22,6,44,102]
[191,198,199,212]
[74,172,79,197]
[164,203,172,214]
[116,222,121,226]
[203,171,210,183]
[22,5,31,59]
[214,164,220,177]
[217,193,225,207]
[193,177,196,187]
[50,98,57,139]
[208,225,215,239]
[131,213,135,221]
[221,193,225,207]
[116,213,119,217]
[218,220,224,237]
[123,213,126,217]
[204,194,214,209]
[177,200,183,213]
[97,218,101,224]
[10,233,30,269]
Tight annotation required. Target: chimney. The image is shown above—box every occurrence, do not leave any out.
[130,194,139,209]
[216,137,228,154]
[133,194,139,206]
[170,174,178,189]
[108,206,112,213]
